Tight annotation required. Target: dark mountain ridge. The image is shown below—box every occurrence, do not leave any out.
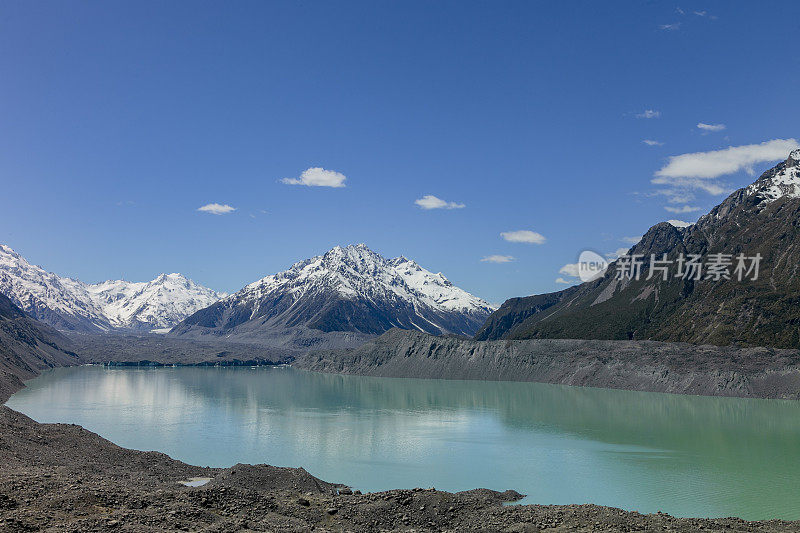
[477,149,800,348]
[0,292,83,399]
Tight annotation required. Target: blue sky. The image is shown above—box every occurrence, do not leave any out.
[1,1,798,304]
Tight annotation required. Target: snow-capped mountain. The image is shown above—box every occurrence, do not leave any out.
[0,244,224,332]
[172,244,495,339]
[86,273,225,331]
[745,148,800,205]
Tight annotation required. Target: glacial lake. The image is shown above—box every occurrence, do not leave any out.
[7,365,800,520]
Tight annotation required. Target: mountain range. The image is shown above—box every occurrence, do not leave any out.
[476,149,800,348]
[171,243,495,346]
[0,245,224,332]
[11,151,800,349]
[0,243,493,346]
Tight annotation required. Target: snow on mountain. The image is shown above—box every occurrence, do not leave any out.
[388,255,491,313]
[86,273,225,330]
[175,244,495,338]
[0,245,108,331]
[666,220,692,228]
[242,244,493,315]
[0,244,223,332]
[746,149,800,205]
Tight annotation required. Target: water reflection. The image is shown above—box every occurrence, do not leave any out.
[7,365,800,520]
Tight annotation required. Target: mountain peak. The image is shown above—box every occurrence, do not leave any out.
[152,272,188,283]
[389,255,415,267]
[317,244,384,275]
[789,149,800,167]
[323,243,377,259]
[0,245,223,331]
[0,244,18,257]
[213,245,495,337]
[744,150,800,205]
[341,243,377,256]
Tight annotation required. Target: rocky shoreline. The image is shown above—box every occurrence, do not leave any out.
[3,382,800,533]
[4,331,800,530]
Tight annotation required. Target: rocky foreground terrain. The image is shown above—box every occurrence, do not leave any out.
[4,390,800,533]
[3,366,800,530]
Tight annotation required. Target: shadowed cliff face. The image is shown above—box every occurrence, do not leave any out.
[0,293,82,401]
[477,152,800,348]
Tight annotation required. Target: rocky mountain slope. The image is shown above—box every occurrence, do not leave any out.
[0,292,83,400]
[171,244,494,344]
[0,245,223,332]
[296,328,800,399]
[476,149,800,348]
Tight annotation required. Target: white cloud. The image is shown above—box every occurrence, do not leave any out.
[653,177,728,195]
[643,139,664,146]
[414,195,466,210]
[636,109,661,119]
[281,167,347,188]
[559,263,580,277]
[501,230,546,245]
[621,236,642,244]
[694,10,707,16]
[667,219,692,228]
[664,205,701,214]
[197,203,236,215]
[481,255,515,263]
[659,23,681,30]
[654,189,695,203]
[697,122,726,132]
[654,139,799,180]
[606,248,631,260]
[555,277,573,285]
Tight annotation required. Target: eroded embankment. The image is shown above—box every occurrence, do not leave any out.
[295,328,800,399]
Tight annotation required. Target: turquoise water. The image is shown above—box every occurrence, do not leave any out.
[6,365,800,520]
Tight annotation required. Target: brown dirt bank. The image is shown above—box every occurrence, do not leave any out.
[296,329,800,399]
